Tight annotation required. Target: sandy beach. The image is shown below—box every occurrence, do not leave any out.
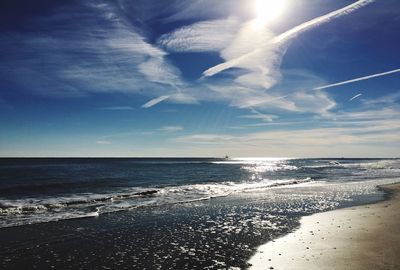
[249,183,400,270]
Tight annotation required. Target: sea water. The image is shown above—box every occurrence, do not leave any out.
[0,158,399,269]
[0,158,399,228]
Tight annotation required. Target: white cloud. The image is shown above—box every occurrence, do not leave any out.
[159,126,184,132]
[203,0,375,78]
[1,0,387,122]
[175,0,371,119]
[170,120,400,157]
[0,0,185,101]
[155,0,359,116]
[142,96,170,108]
[195,21,284,92]
[158,18,240,53]
[169,105,400,157]
[138,57,182,87]
[239,112,278,122]
[96,140,112,145]
[173,134,235,145]
[290,90,336,115]
[324,107,400,122]
[202,70,336,116]
[171,126,399,147]
[206,84,298,112]
[362,91,400,106]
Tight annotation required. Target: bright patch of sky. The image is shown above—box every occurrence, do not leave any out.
[0,0,399,157]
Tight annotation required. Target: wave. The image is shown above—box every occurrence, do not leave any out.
[302,159,400,170]
[341,160,400,170]
[0,178,313,228]
[0,189,158,214]
[1,158,398,228]
[212,157,290,164]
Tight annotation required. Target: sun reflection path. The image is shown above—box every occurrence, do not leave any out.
[232,158,298,181]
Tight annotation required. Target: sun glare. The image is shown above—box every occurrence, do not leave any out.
[253,0,287,27]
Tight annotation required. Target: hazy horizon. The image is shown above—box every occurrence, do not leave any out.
[0,156,398,159]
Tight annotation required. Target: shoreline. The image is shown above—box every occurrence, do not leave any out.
[248,182,400,270]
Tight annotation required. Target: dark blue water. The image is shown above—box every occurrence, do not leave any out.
[0,158,399,228]
[0,158,246,197]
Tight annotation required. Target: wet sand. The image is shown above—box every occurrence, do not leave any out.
[248,183,400,270]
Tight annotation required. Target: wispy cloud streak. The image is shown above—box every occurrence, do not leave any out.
[158,18,239,52]
[273,0,375,44]
[315,68,400,90]
[159,126,184,132]
[170,107,400,157]
[362,91,400,106]
[0,0,186,101]
[142,95,170,108]
[349,94,362,101]
[203,0,374,77]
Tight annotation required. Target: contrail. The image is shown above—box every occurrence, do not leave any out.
[203,0,374,77]
[349,93,362,101]
[273,0,374,44]
[142,95,170,108]
[315,68,400,90]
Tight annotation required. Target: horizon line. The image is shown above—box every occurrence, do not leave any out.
[0,156,398,159]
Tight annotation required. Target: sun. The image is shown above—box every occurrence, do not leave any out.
[253,0,287,27]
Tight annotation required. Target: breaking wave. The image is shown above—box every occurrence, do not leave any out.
[0,178,313,228]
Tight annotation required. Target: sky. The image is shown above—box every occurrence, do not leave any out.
[0,0,399,157]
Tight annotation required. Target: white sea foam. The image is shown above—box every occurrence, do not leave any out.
[0,178,314,228]
[1,158,399,228]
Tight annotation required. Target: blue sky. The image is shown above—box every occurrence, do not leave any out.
[0,0,399,157]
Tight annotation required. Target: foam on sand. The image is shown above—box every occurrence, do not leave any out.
[248,183,400,270]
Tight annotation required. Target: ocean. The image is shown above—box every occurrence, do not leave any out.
[0,158,399,269]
